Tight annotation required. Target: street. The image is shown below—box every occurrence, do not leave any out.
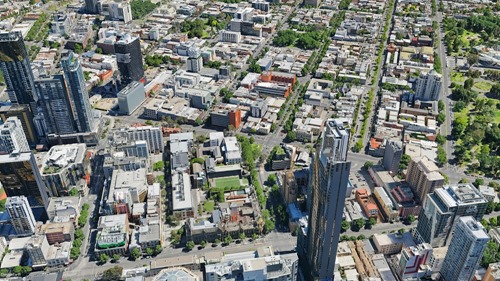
[63,230,297,280]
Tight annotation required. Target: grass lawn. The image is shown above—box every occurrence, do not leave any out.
[459,30,480,48]
[242,178,249,186]
[203,201,215,212]
[473,81,492,92]
[215,176,241,189]
[451,72,466,83]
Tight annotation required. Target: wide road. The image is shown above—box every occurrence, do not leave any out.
[434,12,454,162]
[63,231,297,280]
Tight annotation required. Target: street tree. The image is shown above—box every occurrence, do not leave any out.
[102,266,123,281]
[186,241,195,250]
[100,254,110,264]
[341,220,350,232]
[130,247,141,260]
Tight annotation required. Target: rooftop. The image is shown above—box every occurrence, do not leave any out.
[152,267,199,281]
[460,216,489,239]
[171,171,193,211]
[41,144,87,174]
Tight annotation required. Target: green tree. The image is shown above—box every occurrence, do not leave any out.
[490,217,498,227]
[341,220,350,232]
[399,154,411,170]
[436,146,447,166]
[100,254,110,264]
[74,43,83,54]
[130,0,157,19]
[353,218,365,231]
[437,112,446,124]
[264,219,275,233]
[0,269,8,278]
[406,215,416,225]
[102,266,123,281]
[200,240,207,248]
[146,248,154,256]
[239,233,246,240]
[112,254,120,262]
[224,235,233,245]
[464,78,474,90]
[398,228,405,234]
[12,266,22,276]
[130,247,141,260]
[267,174,277,186]
[154,245,162,255]
[186,240,195,250]
[252,233,259,240]
[363,161,374,169]
[69,188,80,196]
[153,161,164,171]
[473,178,485,188]
[436,134,446,145]
[353,141,363,152]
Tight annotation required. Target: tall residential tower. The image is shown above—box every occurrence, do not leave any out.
[114,34,144,86]
[440,216,489,281]
[303,119,351,281]
[6,196,37,236]
[0,32,36,106]
[60,51,95,133]
[414,183,487,248]
[0,117,30,154]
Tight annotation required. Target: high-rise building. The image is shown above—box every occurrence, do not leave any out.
[415,70,442,101]
[117,81,146,115]
[60,51,95,133]
[0,117,30,154]
[415,184,487,248]
[85,0,99,13]
[303,119,351,281]
[107,1,133,23]
[34,74,76,136]
[406,156,445,203]
[115,34,144,86]
[0,32,37,106]
[187,56,203,73]
[0,151,50,208]
[383,140,403,175]
[440,216,489,281]
[6,196,37,236]
[304,0,321,7]
[0,104,38,145]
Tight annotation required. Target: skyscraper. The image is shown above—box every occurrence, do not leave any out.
[34,74,78,135]
[406,156,445,203]
[0,104,38,145]
[414,184,487,248]
[60,51,95,133]
[114,34,144,86]
[0,32,37,106]
[415,70,442,101]
[303,119,351,281]
[383,140,403,175]
[85,0,99,14]
[0,151,50,208]
[440,216,489,281]
[6,196,37,236]
[0,117,30,154]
